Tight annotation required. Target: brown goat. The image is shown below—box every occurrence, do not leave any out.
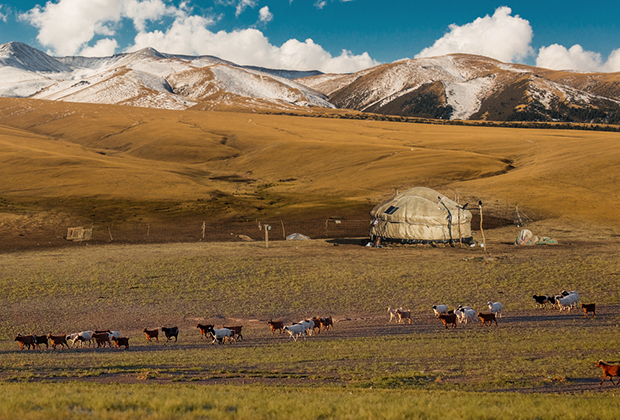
[477,312,498,326]
[437,313,457,329]
[47,334,68,350]
[267,319,284,334]
[320,316,333,331]
[112,336,130,350]
[596,360,620,386]
[581,303,596,318]
[223,325,244,341]
[197,324,214,339]
[14,334,36,350]
[396,308,412,324]
[143,328,159,342]
[92,332,111,348]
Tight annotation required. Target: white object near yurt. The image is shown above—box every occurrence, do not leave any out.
[370,187,472,244]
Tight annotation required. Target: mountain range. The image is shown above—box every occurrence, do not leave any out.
[2,41,620,123]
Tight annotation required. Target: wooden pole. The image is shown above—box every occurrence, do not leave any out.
[281,220,285,239]
[457,193,463,248]
[202,221,206,239]
[478,201,487,253]
[265,225,269,248]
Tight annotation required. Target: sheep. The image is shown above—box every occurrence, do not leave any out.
[581,303,596,318]
[478,312,498,326]
[487,302,503,318]
[596,360,620,386]
[432,304,449,317]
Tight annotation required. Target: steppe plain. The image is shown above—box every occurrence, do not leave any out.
[1,97,620,419]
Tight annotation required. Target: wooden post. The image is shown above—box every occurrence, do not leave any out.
[281,220,285,239]
[456,192,462,248]
[478,201,487,253]
[265,225,270,248]
[108,224,114,241]
[202,221,206,239]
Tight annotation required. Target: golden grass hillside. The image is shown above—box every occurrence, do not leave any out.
[0,97,619,234]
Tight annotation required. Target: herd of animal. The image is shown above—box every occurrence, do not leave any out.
[12,317,335,350]
[267,316,333,342]
[387,302,504,329]
[532,290,596,317]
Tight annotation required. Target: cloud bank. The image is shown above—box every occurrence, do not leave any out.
[416,6,533,63]
[16,2,620,73]
[19,0,377,73]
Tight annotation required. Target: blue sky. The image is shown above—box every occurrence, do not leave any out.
[0,0,618,72]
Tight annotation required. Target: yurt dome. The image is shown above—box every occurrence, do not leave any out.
[370,187,473,244]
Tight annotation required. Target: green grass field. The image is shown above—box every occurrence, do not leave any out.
[1,239,620,418]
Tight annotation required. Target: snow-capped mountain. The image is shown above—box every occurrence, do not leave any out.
[298,54,620,123]
[0,42,332,111]
[2,42,620,123]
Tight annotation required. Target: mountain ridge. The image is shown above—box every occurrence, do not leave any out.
[1,42,620,123]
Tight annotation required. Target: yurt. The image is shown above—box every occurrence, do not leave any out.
[370,187,473,244]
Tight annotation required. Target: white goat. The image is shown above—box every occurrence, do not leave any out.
[284,324,306,342]
[432,304,449,317]
[487,302,503,318]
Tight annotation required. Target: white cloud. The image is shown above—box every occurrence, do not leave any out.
[314,0,327,9]
[19,0,181,56]
[258,6,273,24]
[0,5,7,23]
[79,38,119,57]
[235,0,257,17]
[416,6,533,63]
[20,0,377,72]
[536,44,620,72]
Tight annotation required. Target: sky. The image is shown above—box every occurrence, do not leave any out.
[0,0,619,73]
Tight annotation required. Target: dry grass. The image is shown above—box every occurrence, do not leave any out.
[1,98,620,234]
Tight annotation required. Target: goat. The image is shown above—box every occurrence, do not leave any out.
[311,318,322,334]
[267,319,284,334]
[33,335,49,350]
[581,303,596,318]
[223,325,243,341]
[299,320,315,336]
[320,316,333,331]
[161,326,179,342]
[74,331,94,348]
[388,307,398,323]
[487,302,503,318]
[437,313,457,329]
[455,307,477,324]
[561,290,580,307]
[197,323,214,339]
[556,295,573,312]
[47,334,68,350]
[111,336,129,350]
[596,360,620,386]
[478,312,498,326]
[432,304,449,317]
[396,308,412,324]
[206,326,232,344]
[92,332,111,348]
[532,295,549,309]
[283,324,307,341]
[14,334,36,350]
[143,328,159,343]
